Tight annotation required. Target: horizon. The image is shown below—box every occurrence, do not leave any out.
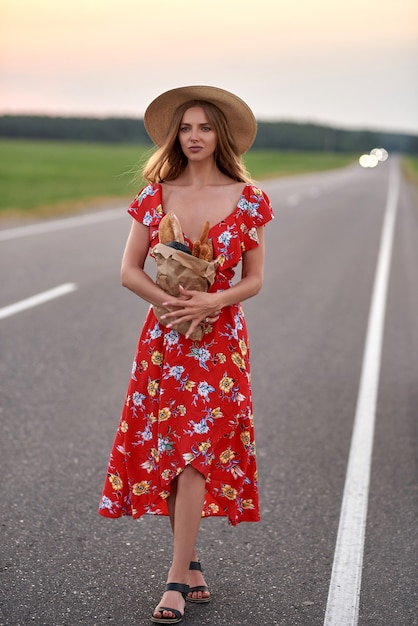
[0,111,415,138]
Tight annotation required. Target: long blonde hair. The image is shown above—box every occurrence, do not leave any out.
[142,100,253,184]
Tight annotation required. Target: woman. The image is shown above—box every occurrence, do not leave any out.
[98,85,274,624]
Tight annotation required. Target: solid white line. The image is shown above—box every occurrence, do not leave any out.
[0,207,125,242]
[0,283,77,320]
[324,160,401,626]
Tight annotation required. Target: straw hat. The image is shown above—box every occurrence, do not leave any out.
[144,85,257,154]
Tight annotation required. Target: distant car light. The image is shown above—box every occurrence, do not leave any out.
[359,154,379,168]
[371,147,389,162]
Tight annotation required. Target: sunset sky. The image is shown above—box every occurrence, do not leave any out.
[1,0,417,133]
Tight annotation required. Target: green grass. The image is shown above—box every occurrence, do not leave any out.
[402,156,418,184]
[0,139,147,217]
[244,150,355,179]
[0,139,356,218]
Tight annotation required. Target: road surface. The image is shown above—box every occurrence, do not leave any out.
[0,157,417,625]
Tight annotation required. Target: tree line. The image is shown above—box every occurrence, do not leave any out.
[0,115,417,154]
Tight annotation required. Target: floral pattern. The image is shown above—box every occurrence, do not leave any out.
[99,183,274,525]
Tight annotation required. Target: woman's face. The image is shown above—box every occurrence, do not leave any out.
[178,106,217,161]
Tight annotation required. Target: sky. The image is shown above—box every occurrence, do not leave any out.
[1,0,417,134]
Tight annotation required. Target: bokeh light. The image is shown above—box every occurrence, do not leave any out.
[359,147,389,168]
[370,147,389,161]
[359,154,379,168]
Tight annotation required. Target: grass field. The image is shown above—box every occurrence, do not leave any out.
[402,156,418,184]
[0,139,358,218]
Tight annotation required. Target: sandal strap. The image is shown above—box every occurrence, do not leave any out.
[189,561,203,572]
[165,582,189,599]
[188,585,209,593]
[154,606,182,620]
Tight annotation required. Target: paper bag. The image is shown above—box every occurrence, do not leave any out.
[152,242,219,341]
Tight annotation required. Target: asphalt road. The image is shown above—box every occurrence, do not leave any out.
[0,158,417,626]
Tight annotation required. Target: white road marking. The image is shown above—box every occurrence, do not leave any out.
[324,160,401,625]
[0,207,125,242]
[0,283,77,320]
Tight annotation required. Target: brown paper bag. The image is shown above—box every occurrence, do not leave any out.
[152,242,219,341]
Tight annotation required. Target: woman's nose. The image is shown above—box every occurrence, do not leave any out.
[190,127,199,142]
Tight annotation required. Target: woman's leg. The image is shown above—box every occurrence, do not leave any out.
[166,481,210,602]
[153,465,207,619]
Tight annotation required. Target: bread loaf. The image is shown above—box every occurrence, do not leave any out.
[192,220,213,261]
[192,240,201,258]
[199,242,213,261]
[199,221,210,244]
[159,212,184,244]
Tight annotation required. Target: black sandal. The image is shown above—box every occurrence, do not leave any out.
[151,582,189,624]
[187,561,211,604]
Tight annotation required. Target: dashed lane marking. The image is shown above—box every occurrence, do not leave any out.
[0,283,77,320]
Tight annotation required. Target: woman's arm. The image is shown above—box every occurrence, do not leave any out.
[161,227,266,337]
[120,220,168,307]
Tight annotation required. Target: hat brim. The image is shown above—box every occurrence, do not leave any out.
[144,85,257,155]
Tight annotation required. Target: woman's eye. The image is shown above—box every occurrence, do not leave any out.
[202,126,211,132]
[180,126,190,132]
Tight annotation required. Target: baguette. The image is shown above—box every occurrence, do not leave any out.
[191,220,213,261]
[159,212,184,244]
[192,240,201,258]
[199,220,210,245]
[199,242,213,261]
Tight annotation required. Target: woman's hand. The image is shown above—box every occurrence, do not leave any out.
[161,286,221,338]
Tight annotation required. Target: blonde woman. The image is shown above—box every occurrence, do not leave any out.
[99,86,274,624]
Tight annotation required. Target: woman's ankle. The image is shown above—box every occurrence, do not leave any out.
[167,566,189,585]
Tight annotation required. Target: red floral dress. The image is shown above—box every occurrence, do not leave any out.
[99,183,274,526]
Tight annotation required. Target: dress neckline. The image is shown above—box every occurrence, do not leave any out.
[156,182,251,242]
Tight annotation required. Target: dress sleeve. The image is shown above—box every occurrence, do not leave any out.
[236,186,274,252]
[126,183,163,245]
[127,184,163,227]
